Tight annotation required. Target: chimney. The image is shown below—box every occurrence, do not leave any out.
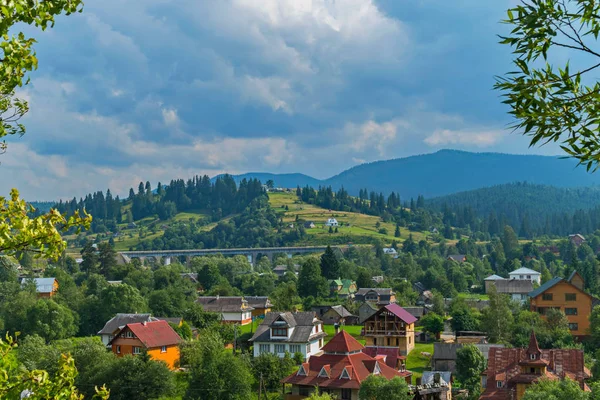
[142,321,147,326]
[334,323,339,334]
[216,295,220,300]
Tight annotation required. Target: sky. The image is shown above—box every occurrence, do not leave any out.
[2,0,563,200]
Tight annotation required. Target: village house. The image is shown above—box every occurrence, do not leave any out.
[245,296,273,318]
[20,277,59,298]
[109,320,182,370]
[484,277,533,304]
[281,330,411,400]
[416,371,452,400]
[312,305,358,325]
[196,296,254,325]
[483,274,505,292]
[325,218,339,227]
[529,271,598,339]
[250,312,327,361]
[508,267,541,285]
[432,342,504,373]
[480,332,590,400]
[354,288,396,305]
[357,302,379,324]
[447,254,467,263]
[329,278,357,298]
[304,221,316,229]
[361,303,417,355]
[569,233,586,247]
[382,247,398,257]
[98,313,158,346]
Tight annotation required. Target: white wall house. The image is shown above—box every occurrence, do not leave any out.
[508,267,541,285]
[325,218,338,227]
[250,312,327,361]
[196,296,254,325]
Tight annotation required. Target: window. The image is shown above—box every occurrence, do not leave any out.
[319,339,323,348]
[530,368,535,374]
[542,293,553,301]
[520,275,524,279]
[290,344,301,354]
[299,386,310,396]
[126,331,134,338]
[565,308,578,315]
[527,275,531,279]
[133,346,141,354]
[387,337,391,346]
[306,344,310,354]
[272,328,287,337]
[373,338,377,346]
[340,368,350,379]
[530,354,536,360]
[259,344,270,354]
[161,346,167,353]
[116,345,121,354]
[497,381,503,388]
[341,388,352,400]
[566,293,577,301]
[569,323,579,331]
[274,344,286,354]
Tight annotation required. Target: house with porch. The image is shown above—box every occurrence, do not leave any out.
[479,331,590,400]
[109,320,181,370]
[195,296,254,325]
[250,312,327,361]
[361,303,417,355]
[281,330,411,400]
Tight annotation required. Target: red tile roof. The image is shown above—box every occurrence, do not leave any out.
[362,346,404,369]
[384,303,418,324]
[321,330,364,353]
[125,320,181,348]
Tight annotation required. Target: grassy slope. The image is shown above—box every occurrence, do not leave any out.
[406,343,434,383]
[269,192,427,245]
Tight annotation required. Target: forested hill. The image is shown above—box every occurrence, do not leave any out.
[219,150,600,198]
[428,182,600,236]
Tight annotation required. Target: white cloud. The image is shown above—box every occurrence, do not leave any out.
[424,129,504,147]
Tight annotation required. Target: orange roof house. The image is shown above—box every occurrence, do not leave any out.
[282,330,411,399]
[528,271,599,338]
[109,320,181,370]
[480,332,590,400]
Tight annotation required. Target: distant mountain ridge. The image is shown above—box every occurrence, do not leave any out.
[214,150,600,199]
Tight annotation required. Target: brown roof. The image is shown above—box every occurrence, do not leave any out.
[111,320,181,348]
[196,296,254,313]
[244,296,273,309]
[494,279,533,294]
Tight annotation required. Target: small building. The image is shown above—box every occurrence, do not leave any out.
[245,296,273,318]
[250,311,327,361]
[195,296,254,325]
[447,254,467,263]
[484,274,505,292]
[493,279,534,304]
[20,277,58,298]
[480,332,590,400]
[529,271,597,339]
[569,233,586,247]
[98,313,157,346]
[419,372,452,400]
[281,330,411,399]
[315,305,357,325]
[273,265,289,278]
[509,267,541,285]
[371,275,385,284]
[329,278,357,298]
[303,221,316,229]
[416,290,434,307]
[109,320,181,370]
[382,247,398,256]
[325,218,338,227]
[358,301,379,324]
[403,306,428,321]
[355,288,396,305]
[362,303,417,355]
[432,342,504,373]
[180,272,199,284]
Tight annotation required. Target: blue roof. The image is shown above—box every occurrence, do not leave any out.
[528,277,563,298]
[21,277,57,293]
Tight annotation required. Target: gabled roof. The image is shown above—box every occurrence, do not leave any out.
[98,313,156,335]
[328,305,354,318]
[322,330,364,354]
[422,371,452,386]
[245,296,273,309]
[382,303,418,324]
[196,296,254,312]
[494,279,533,294]
[528,277,563,298]
[356,288,393,296]
[21,277,57,294]
[112,320,181,348]
[447,254,466,262]
[249,312,326,343]
[509,267,540,275]
[484,274,505,281]
[362,346,405,369]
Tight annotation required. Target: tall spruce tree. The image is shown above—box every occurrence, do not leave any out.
[320,246,340,279]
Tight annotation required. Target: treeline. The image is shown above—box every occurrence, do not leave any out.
[430,182,600,238]
[53,175,265,233]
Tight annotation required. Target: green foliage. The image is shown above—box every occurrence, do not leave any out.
[480,286,514,343]
[496,0,600,170]
[419,312,445,336]
[449,298,480,332]
[359,375,411,400]
[252,352,296,390]
[522,377,589,400]
[320,245,340,279]
[456,344,486,398]
[298,258,328,298]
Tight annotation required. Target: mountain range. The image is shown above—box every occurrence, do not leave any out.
[215,150,600,199]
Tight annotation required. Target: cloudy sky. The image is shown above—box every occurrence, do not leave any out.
[3,0,561,200]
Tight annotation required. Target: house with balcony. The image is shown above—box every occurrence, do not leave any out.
[250,312,327,361]
[195,296,254,325]
[281,330,411,400]
[509,267,541,285]
[361,303,417,355]
[529,271,598,339]
[354,288,396,305]
[109,320,181,370]
[480,331,589,400]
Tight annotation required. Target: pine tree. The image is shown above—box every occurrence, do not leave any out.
[394,224,401,238]
[320,246,340,279]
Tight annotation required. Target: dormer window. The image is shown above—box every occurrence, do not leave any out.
[318,366,330,378]
[373,362,381,375]
[497,381,503,388]
[272,328,288,337]
[297,366,307,376]
[340,368,351,380]
[530,354,537,360]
